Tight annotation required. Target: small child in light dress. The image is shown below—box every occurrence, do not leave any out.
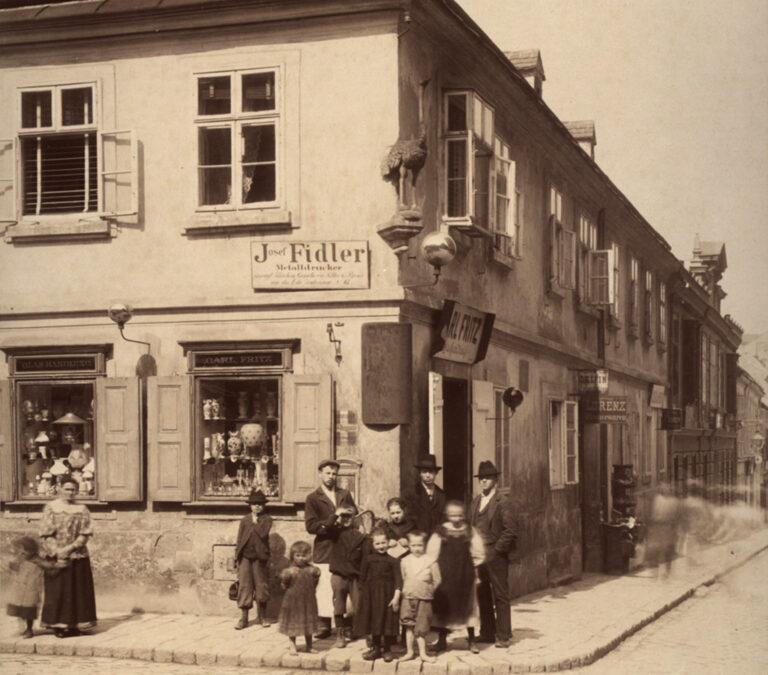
[278,540,321,655]
[5,536,65,638]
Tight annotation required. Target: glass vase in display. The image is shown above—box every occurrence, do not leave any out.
[238,392,249,418]
[240,423,264,451]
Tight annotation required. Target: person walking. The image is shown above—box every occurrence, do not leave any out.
[304,458,356,639]
[408,455,446,537]
[469,461,517,648]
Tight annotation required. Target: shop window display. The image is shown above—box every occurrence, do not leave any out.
[17,382,95,499]
[197,377,280,499]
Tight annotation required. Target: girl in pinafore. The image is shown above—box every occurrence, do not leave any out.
[354,528,403,662]
[428,500,485,654]
[278,540,321,654]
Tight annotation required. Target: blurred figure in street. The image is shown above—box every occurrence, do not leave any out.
[644,482,681,579]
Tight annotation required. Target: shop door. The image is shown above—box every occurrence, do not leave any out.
[442,377,470,503]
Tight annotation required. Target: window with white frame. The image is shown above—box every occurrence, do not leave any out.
[611,242,621,319]
[548,184,575,292]
[195,69,279,209]
[548,399,579,488]
[492,137,520,259]
[644,269,654,341]
[578,212,597,303]
[1,82,136,227]
[658,281,667,345]
[494,388,511,489]
[628,255,640,332]
[443,91,495,233]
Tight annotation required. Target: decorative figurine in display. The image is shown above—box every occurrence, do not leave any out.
[212,432,225,459]
[228,430,243,456]
[68,446,88,470]
[81,470,95,495]
[203,437,212,462]
[203,399,213,420]
[211,398,221,419]
[38,472,52,496]
[41,408,50,421]
[23,400,34,421]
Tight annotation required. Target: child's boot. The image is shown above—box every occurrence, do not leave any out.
[235,608,249,630]
[334,627,347,648]
[258,601,270,627]
[362,646,382,660]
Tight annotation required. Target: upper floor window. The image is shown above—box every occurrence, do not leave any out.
[658,281,667,345]
[644,270,654,342]
[628,255,640,333]
[611,242,621,319]
[195,69,279,209]
[548,184,575,293]
[492,137,521,261]
[577,212,597,304]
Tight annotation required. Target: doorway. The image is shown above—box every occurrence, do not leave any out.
[442,377,470,503]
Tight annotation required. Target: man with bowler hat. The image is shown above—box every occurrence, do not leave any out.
[408,455,446,537]
[234,487,271,630]
[305,458,356,639]
[469,461,516,648]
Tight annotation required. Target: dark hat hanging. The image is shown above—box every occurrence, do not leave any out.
[246,487,267,504]
[474,460,501,478]
[414,455,442,471]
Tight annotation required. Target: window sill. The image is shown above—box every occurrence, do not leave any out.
[608,313,622,330]
[4,218,112,243]
[547,280,566,299]
[490,247,516,270]
[444,216,493,239]
[185,209,292,236]
[576,301,600,319]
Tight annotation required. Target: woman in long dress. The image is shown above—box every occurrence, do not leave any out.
[39,476,97,638]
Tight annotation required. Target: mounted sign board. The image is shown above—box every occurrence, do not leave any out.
[581,394,628,424]
[431,300,495,364]
[661,407,683,430]
[251,240,369,290]
[577,369,608,394]
[361,323,412,425]
[649,384,665,408]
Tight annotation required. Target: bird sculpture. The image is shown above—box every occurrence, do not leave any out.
[381,127,427,210]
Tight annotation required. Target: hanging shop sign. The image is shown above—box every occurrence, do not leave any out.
[660,407,683,430]
[581,394,628,424]
[577,369,609,394]
[648,384,666,408]
[431,300,495,364]
[251,240,369,290]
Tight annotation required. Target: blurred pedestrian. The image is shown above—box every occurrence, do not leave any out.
[645,482,681,579]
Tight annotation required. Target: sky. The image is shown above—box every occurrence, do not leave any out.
[457,0,768,335]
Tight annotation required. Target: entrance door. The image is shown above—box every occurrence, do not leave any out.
[442,377,470,503]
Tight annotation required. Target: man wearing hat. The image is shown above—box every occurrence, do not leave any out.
[469,461,516,648]
[407,455,446,537]
[234,488,271,630]
[305,459,357,639]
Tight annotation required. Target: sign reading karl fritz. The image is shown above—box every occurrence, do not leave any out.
[251,241,369,290]
[432,300,495,364]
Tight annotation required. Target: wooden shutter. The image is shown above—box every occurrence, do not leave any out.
[0,379,15,502]
[682,320,701,405]
[428,371,444,469]
[147,376,191,502]
[561,228,576,289]
[99,130,137,216]
[549,215,558,286]
[0,139,16,224]
[471,380,494,497]
[281,373,332,503]
[96,377,142,501]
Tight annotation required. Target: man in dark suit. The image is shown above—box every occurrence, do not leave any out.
[407,455,446,536]
[469,461,516,648]
[305,458,356,639]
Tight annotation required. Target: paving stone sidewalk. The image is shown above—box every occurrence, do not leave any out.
[2,527,766,673]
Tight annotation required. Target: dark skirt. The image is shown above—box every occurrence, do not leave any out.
[7,604,37,621]
[354,577,399,637]
[432,529,475,625]
[42,557,97,629]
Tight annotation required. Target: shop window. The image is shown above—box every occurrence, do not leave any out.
[548,399,579,488]
[1,80,137,240]
[548,184,575,294]
[152,342,330,504]
[0,348,141,503]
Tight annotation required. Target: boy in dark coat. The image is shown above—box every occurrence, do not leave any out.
[234,488,271,629]
[407,456,446,537]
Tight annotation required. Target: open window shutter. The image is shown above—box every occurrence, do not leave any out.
[99,130,137,216]
[96,377,141,501]
[0,139,17,224]
[428,371,444,469]
[471,380,494,496]
[282,373,332,503]
[147,376,191,502]
[561,229,576,289]
[549,215,558,284]
[0,379,15,502]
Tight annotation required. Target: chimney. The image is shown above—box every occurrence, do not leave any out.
[563,120,597,159]
[505,49,545,97]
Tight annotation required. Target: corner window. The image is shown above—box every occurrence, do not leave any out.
[548,399,579,488]
[548,185,575,293]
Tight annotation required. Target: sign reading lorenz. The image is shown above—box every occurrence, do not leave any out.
[15,356,97,373]
[581,395,628,424]
[194,352,283,369]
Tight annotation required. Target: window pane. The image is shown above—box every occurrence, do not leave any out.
[446,138,467,217]
[243,164,276,203]
[447,94,467,131]
[198,76,231,115]
[242,125,275,163]
[17,381,95,499]
[198,378,280,499]
[21,91,52,128]
[242,72,276,112]
[473,152,490,228]
[21,133,97,215]
[61,88,93,126]
[199,127,231,165]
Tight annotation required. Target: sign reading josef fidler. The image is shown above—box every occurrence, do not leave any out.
[251,241,369,290]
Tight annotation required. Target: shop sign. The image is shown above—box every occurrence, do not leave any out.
[577,369,609,393]
[193,351,283,370]
[661,407,683,430]
[251,240,369,290]
[13,355,97,374]
[649,384,666,408]
[581,394,628,424]
[431,300,495,364]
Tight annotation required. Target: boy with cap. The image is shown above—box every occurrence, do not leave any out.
[407,455,446,537]
[234,487,271,630]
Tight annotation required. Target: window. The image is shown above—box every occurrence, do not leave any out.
[548,185,575,292]
[658,281,667,345]
[628,255,640,333]
[644,270,654,342]
[643,412,653,478]
[611,242,621,319]
[629,411,640,476]
[656,410,667,476]
[491,137,520,261]
[548,399,579,488]
[1,81,136,235]
[443,91,495,236]
[578,212,597,304]
[494,388,511,489]
[196,69,279,209]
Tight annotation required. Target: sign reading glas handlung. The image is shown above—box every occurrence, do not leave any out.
[251,240,369,290]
